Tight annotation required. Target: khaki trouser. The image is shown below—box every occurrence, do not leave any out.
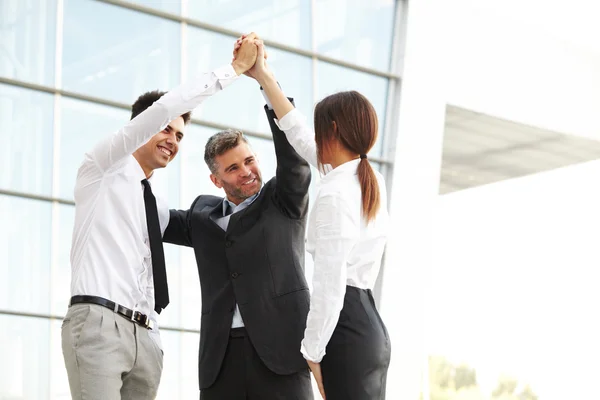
[62,303,163,399]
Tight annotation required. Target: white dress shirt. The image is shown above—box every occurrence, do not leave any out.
[276,109,389,363]
[69,64,239,348]
[212,191,262,328]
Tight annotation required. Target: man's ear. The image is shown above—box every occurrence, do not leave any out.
[210,173,223,189]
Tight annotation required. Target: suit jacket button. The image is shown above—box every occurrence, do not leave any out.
[231,272,239,279]
[225,240,232,248]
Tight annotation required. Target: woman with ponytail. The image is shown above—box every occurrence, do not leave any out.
[237,38,390,400]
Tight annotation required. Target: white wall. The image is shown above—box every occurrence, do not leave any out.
[381,1,600,398]
[430,159,600,400]
[379,0,447,398]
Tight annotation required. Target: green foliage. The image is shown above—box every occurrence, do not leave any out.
[425,356,538,400]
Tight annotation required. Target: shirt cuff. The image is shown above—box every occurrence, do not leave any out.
[215,64,239,90]
[300,341,325,363]
[274,108,303,131]
[180,64,238,101]
[260,82,281,110]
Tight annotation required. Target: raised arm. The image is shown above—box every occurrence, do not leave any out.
[261,83,318,169]
[264,97,311,219]
[87,35,259,172]
[246,41,318,169]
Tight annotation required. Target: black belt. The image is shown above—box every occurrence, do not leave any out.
[70,295,152,330]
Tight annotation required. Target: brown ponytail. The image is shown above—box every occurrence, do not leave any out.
[314,91,381,223]
[357,157,380,223]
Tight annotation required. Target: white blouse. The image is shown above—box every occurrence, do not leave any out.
[276,109,389,363]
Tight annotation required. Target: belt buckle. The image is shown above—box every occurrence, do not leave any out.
[131,310,151,330]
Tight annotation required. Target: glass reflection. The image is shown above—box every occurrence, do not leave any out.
[156,329,183,400]
[0,0,57,86]
[0,84,54,196]
[52,204,75,316]
[129,0,181,15]
[0,196,51,315]
[187,0,311,50]
[0,315,52,399]
[59,97,129,199]
[314,0,395,70]
[62,0,180,103]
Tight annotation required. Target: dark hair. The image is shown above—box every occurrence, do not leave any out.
[130,90,191,124]
[314,90,380,223]
[204,129,250,174]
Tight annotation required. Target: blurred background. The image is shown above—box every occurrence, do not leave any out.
[1,0,600,399]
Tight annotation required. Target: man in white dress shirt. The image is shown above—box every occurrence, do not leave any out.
[61,34,259,400]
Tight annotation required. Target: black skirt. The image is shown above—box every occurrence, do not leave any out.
[320,286,391,400]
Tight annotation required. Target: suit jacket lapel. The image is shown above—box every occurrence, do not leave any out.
[200,202,226,235]
[226,188,268,234]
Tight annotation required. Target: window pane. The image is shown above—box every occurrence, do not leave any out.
[179,125,221,207]
[0,0,57,86]
[50,319,71,398]
[314,0,395,71]
[52,204,75,316]
[59,98,129,200]
[0,315,52,399]
[128,0,181,15]
[186,27,313,134]
[62,0,180,103]
[0,196,51,315]
[187,0,311,50]
[172,124,206,332]
[181,332,201,395]
[156,242,182,328]
[0,84,54,196]
[180,246,202,331]
[316,61,389,157]
[156,329,183,399]
[151,146,183,329]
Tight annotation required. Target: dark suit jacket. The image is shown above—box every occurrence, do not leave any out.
[164,101,312,389]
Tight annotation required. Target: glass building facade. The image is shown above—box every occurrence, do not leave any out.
[0,0,402,398]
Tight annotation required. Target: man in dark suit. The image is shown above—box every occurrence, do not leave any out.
[163,85,313,399]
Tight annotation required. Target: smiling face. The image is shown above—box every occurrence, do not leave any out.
[210,142,262,205]
[133,116,185,176]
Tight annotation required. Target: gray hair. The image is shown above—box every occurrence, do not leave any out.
[204,129,250,174]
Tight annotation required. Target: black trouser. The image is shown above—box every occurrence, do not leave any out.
[200,328,313,400]
[320,286,391,400]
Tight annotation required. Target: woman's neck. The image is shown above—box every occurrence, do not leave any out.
[327,143,358,169]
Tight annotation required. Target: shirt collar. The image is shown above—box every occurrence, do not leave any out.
[222,186,263,217]
[131,155,153,184]
[321,159,360,185]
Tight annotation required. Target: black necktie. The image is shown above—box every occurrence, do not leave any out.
[141,179,169,314]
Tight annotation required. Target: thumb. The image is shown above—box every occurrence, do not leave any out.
[256,40,265,59]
